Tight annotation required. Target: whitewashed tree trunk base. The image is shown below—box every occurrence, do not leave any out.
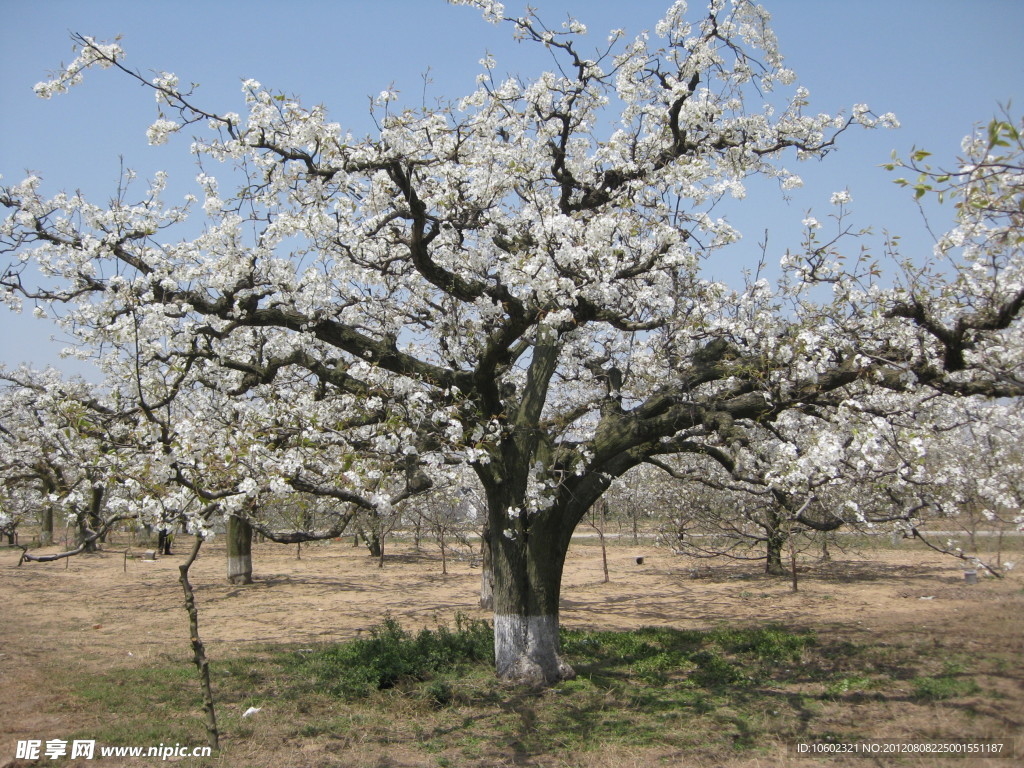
[226,555,252,585]
[494,614,575,686]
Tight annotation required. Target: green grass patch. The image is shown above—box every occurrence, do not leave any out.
[912,674,982,701]
[561,623,815,689]
[69,662,206,746]
[281,613,493,699]
[64,616,992,766]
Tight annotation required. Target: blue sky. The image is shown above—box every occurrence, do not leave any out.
[2,0,1023,378]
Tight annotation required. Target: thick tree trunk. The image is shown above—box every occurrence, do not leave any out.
[488,500,576,686]
[158,529,174,556]
[78,518,99,553]
[764,506,787,576]
[75,485,106,553]
[40,506,53,546]
[357,528,382,559]
[765,531,787,576]
[472,330,616,687]
[226,514,253,585]
[89,485,106,545]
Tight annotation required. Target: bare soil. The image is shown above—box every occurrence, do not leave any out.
[1,535,1021,767]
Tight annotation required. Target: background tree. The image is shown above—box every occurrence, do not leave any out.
[0,368,146,559]
[603,467,659,545]
[416,483,478,575]
[640,399,909,577]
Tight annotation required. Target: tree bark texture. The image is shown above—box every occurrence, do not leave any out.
[226,514,253,585]
[765,532,787,576]
[78,518,99,553]
[487,488,577,686]
[479,525,494,611]
[40,506,53,546]
[764,506,787,576]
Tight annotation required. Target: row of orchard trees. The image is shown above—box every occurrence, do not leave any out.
[0,360,488,574]
[2,0,1023,685]
[0,363,441,571]
[604,393,1024,576]
[5,364,1018,576]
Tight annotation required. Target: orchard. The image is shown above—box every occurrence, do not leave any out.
[1,1,1021,763]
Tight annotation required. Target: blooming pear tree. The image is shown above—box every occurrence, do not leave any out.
[2,1,1021,685]
[653,385,945,570]
[0,367,163,559]
[0,366,244,561]
[872,396,1023,576]
[111,354,435,580]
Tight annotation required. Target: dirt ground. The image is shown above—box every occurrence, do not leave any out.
[1,535,1022,767]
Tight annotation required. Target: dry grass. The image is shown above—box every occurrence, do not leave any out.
[0,533,1021,767]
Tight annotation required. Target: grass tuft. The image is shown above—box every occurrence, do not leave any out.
[912,674,981,701]
[282,613,493,700]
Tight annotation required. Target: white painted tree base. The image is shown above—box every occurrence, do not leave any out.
[226,555,252,585]
[494,613,575,686]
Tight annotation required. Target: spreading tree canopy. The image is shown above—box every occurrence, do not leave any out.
[2,0,1022,684]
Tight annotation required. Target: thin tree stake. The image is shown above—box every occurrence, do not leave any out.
[178,534,219,750]
[789,529,799,592]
